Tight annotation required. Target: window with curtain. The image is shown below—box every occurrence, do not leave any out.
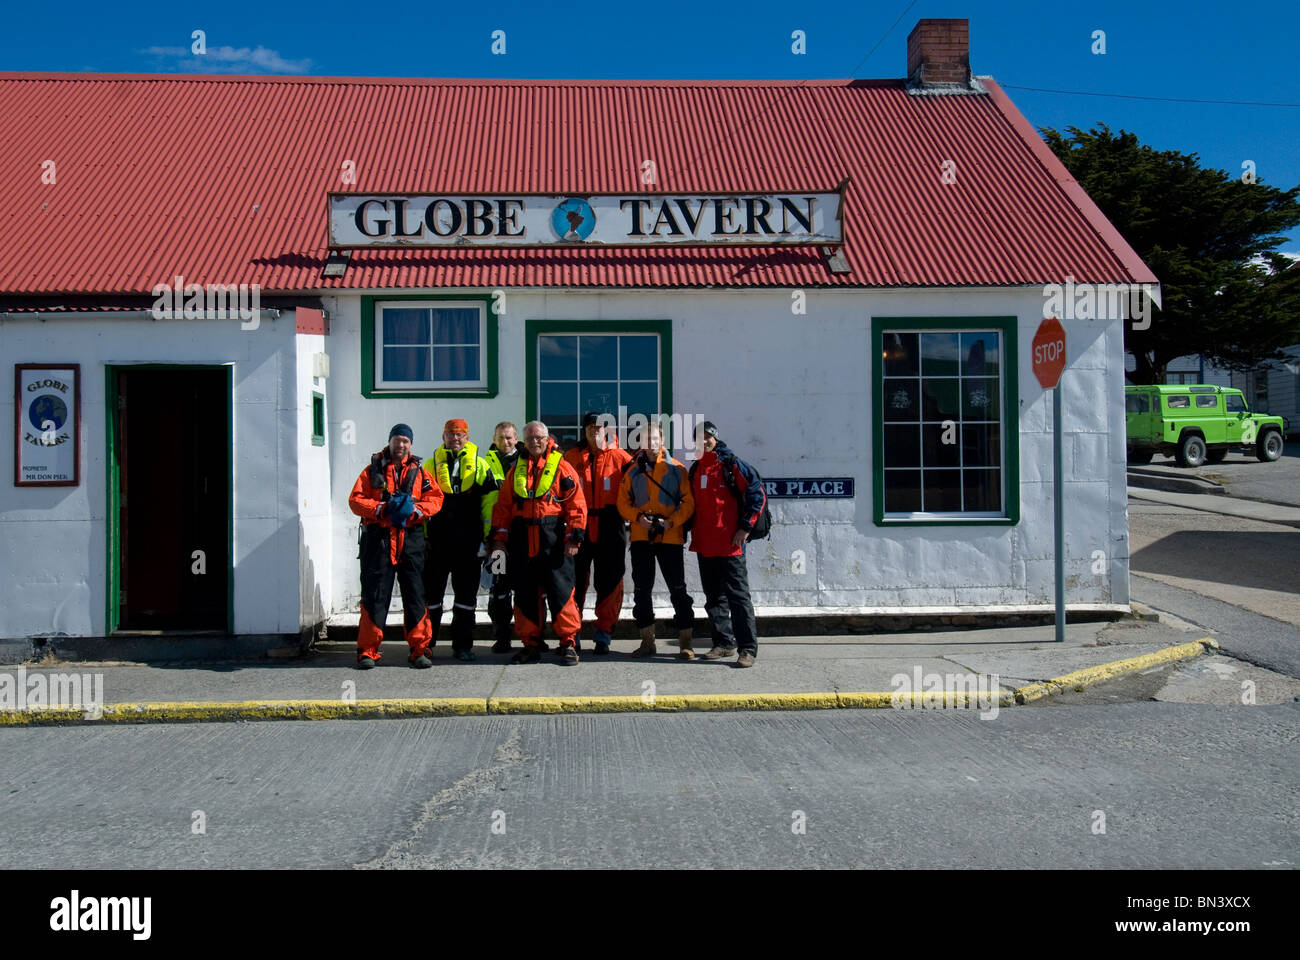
[374,301,486,391]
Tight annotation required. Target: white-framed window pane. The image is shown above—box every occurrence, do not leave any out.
[885,470,921,512]
[963,469,1001,511]
[883,332,918,376]
[579,381,618,415]
[620,336,658,379]
[960,332,999,377]
[384,309,430,345]
[620,381,658,420]
[883,424,920,467]
[580,336,618,379]
[383,347,430,382]
[540,382,576,425]
[433,346,479,382]
[963,378,999,420]
[433,309,478,345]
[923,470,963,511]
[921,332,960,376]
[540,336,577,379]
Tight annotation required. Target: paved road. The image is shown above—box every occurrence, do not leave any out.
[1128,496,1300,676]
[1128,497,1300,625]
[0,702,1294,869]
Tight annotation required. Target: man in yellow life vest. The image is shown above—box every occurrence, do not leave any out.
[422,418,499,662]
[489,421,587,665]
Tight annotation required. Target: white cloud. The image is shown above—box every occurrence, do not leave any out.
[141,44,312,75]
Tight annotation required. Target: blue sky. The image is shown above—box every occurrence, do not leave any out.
[6,0,1299,235]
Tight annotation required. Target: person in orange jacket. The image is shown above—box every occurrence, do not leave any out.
[347,423,444,669]
[617,419,696,659]
[489,420,588,665]
[562,411,631,655]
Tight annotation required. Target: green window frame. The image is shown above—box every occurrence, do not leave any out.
[872,316,1020,526]
[525,319,672,450]
[361,294,498,398]
[311,391,326,446]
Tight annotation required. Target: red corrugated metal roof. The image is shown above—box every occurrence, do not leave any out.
[0,73,1155,293]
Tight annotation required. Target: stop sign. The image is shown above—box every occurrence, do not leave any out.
[1032,316,1067,389]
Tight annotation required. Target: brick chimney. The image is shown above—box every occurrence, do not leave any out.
[907,19,971,88]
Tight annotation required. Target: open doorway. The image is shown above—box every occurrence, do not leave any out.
[107,366,231,632]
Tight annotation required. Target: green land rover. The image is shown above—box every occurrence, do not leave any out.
[1125,384,1285,467]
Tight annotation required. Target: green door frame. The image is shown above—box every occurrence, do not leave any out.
[105,364,235,634]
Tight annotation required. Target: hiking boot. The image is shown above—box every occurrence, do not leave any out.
[630,625,657,658]
[453,649,477,662]
[699,645,736,661]
[677,628,695,661]
[356,656,377,670]
[592,628,612,655]
[510,647,542,665]
[409,654,433,669]
[735,652,756,668]
[561,645,580,666]
[491,636,512,653]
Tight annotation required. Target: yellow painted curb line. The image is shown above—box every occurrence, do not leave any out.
[0,697,486,726]
[0,640,1217,725]
[488,692,846,713]
[1013,638,1217,704]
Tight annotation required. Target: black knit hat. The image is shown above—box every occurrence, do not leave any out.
[388,423,414,442]
[698,420,719,439]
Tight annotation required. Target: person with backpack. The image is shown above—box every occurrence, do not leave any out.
[617,419,696,659]
[688,420,768,668]
[347,423,444,669]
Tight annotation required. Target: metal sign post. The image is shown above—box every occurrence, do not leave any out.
[1032,316,1068,642]
[1053,381,1064,643]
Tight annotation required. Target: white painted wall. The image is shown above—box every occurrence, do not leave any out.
[0,311,304,638]
[1232,348,1300,428]
[321,287,1132,623]
[296,331,332,636]
[0,292,1132,642]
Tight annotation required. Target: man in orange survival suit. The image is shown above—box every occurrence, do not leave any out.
[348,423,443,669]
[488,420,587,665]
[563,411,631,655]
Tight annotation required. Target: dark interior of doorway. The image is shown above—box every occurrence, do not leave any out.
[117,367,229,631]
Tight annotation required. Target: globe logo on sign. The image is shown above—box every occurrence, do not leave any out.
[29,395,67,431]
[552,198,595,241]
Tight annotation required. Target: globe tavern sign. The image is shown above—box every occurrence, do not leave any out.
[327,191,844,248]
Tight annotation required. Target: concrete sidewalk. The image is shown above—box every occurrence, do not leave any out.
[1128,486,1300,527]
[0,614,1225,724]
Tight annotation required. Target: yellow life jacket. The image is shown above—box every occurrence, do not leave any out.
[515,449,564,500]
[430,441,480,495]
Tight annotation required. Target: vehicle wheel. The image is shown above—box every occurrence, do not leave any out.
[1256,429,1283,462]
[1126,449,1153,465]
[1175,433,1207,468]
[1205,448,1227,464]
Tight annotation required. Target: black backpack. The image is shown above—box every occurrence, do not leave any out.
[689,452,772,541]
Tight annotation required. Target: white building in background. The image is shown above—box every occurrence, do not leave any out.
[0,19,1160,658]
